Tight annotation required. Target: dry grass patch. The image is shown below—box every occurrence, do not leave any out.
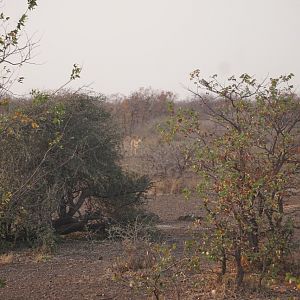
[0,253,13,265]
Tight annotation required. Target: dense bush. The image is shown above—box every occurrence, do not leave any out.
[0,93,150,249]
[165,72,300,286]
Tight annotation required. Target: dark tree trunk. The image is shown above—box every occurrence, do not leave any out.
[58,201,67,219]
[221,247,227,275]
[234,246,244,287]
[67,190,89,218]
[248,217,259,253]
[53,217,86,235]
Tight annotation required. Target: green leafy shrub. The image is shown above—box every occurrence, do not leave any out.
[0,93,150,250]
[164,72,300,286]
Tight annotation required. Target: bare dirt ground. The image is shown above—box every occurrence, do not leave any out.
[0,195,299,300]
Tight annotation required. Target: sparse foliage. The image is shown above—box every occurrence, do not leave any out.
[164,71,300,286]
[0,0,38,97]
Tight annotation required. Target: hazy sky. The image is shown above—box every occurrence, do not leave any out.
[4,0,300,98]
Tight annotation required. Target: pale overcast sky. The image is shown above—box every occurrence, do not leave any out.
[4,0,300,98]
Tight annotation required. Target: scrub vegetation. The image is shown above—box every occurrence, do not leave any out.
[0,1,299,299]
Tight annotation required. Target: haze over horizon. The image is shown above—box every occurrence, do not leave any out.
[4,0,300,98]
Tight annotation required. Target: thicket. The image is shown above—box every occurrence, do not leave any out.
[0,1,155,251]
[0,93,150,250]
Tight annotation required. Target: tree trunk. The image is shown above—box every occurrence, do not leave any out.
[53,217,86,235]
[234,246,244,287]
[67,190,89,218]
[248,217,259,252]
[221,245,227,275]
